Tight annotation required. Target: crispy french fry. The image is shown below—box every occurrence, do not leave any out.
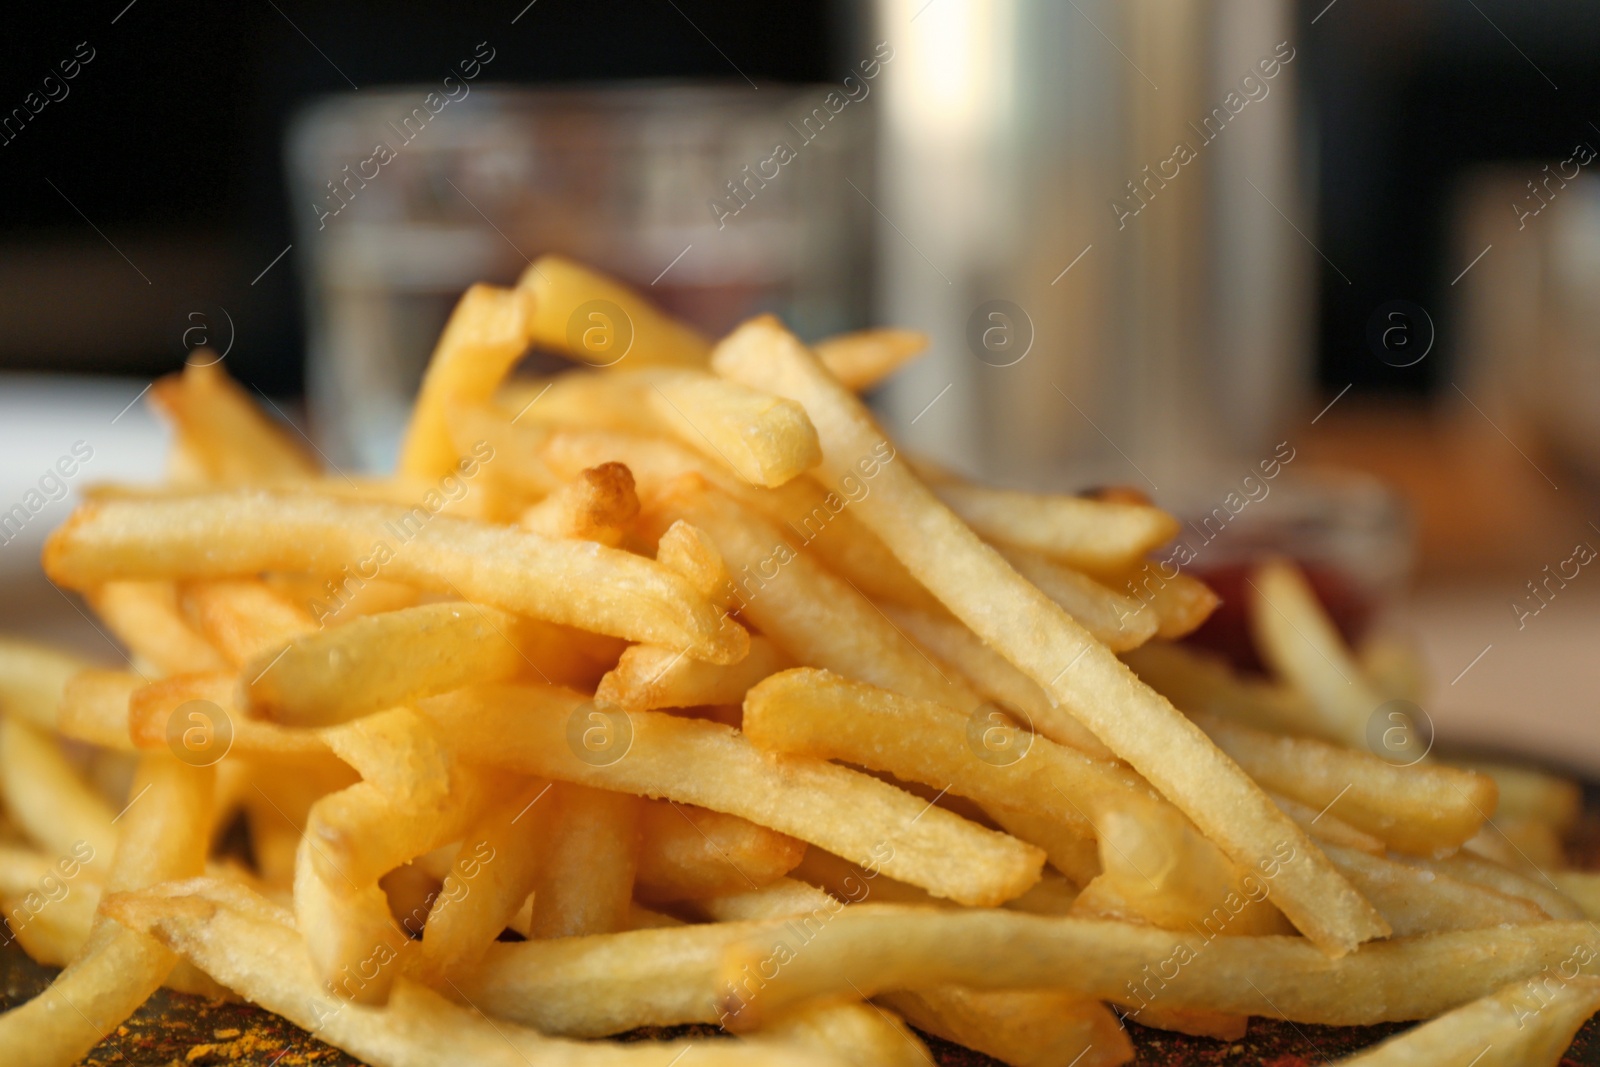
[1070,789,1293,937]
[105,878,833,1067]
[45,491,747,664]
[881,603,1113,758]
[812,328,928,391]
[635,800,807,902]
[1456,760,1582,835]
[399,283,532,481]
[1321,842,1550,935]
[421,683,1042,906]
[1268,791,1385,854]
[293,833,409,1005]
[520,255,709,369]
[1249,559,1398,753]
[711,317,1386,955]
[127,672,331,759]
[764,997,932,1067]
[0,638,92,732]
[712,905,1600,1029]
[1122,641,1317,738]
[644,476,976,707]
[530,783,641,939]
[1398,852,1584,923]
[0,755,212,1067]
[415,779,552,983]
[880,988,1133,1067]
[179,578,316,665]
[86,581,230,675]
[1328,975,1600,1066]
[0,716,117,862]
[1096,562,1220,640]
[57,668,140,750]
[150,359,320,482]
[931,482,1179,573]
[996,547,1159,652]
[648,375,822,487]
[242,602,531,727]
[694,876,842,922]
[597,636,791,712]
[520,462,639,546]
[1194,712,1495,857]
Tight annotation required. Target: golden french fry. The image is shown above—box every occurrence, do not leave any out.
[1249,559,1397,752]
[636,800,807,902]
[421,683,1042,906]
[87,581,230,675]
[1456,760,1582,835]
[0,638,92,732]
[179,578,316,665]
[997,547,1158,651]
[0,715,117,862]
[812,328,928,391]
[644,475,976,707]
[530,783,641,939]
[1328,975,1600,1066]
[1319,842,1549,936]
[242,602,530,727]
[1193,711,1495,857]
[414,779,550,984]
[932,482,1180,573]
[0,755,212,1066]
[45,491,747,664]
[127,672,331,759]
[711,317,1386,955]
[597,636,791,712]
[713,904,1600,1029]
[694,876,842,922]
[1268,791,1385,854]
[520,255,709,369]
[1122,641,1317,738]
[149,359,320,482]
[399,283,532,481]
[764,998,931,1067]
[648,374,822,487]
[293,833,409,1005]
[57,668,140,750]
[1097,562,1220,640]
[1071,789,1293,937]
[520,462,639,546]
[105,878,833,1067]
[880,988,1133,1067]
[882,603,1113,758]
[1397,852,1584,923]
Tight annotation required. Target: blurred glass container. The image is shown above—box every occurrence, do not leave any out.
[288,84,873,470]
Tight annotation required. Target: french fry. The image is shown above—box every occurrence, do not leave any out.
[812,328,928,391]
[512,420,938,610]
[648,374,822,487]
[1327,975,1600,1066]
[1456,759,1582,835]
[127,672,332,759]
[57,668,141,749]
[179,578,316,665]
[996,546,1159,651]
[880,988,1133,1067]
[293,833,410,1005]
[1268,791,1385,854]
[86,581,230,675]
[1118,1003,1248,1041]
[1096,562,1220,640]
[529,783,641,939]
[1550,872,1600,920]
[45,491,748,664]
[789,846,943,908]
[1122,640,1318,738]
[519,462,639,546]
[421,683,1042,906]
[1322,843,1551,935]
[694,876,843,922]
[149,358,320,482]
[242,602,531,727]
[635,800,807,902]
[1473,815,1567,872]
[399,283,532,481]
[520,254,710,369]
[0,638,92,732]
[931,481,1179,573]
[1404,852,1584,922]
[1357,632,1429,703]
[763,997,932,1067]
[1070,789,1294,937]
[711,317,1386,956]
[0,755,212,1067]
[644,476,976,707]
[1248,559,1397,753]
[0,715,117,862]
[105,878,835,1067]
[1193,711,1495,856]
[415,779,552,983]
[597,635,791,712]
[881,603,1113,758]
[712,904,1600,1029]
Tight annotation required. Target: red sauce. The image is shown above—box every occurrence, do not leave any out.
[1181,560,1376,675]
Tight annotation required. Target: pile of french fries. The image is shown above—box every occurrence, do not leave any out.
[2,255,1599,1066]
